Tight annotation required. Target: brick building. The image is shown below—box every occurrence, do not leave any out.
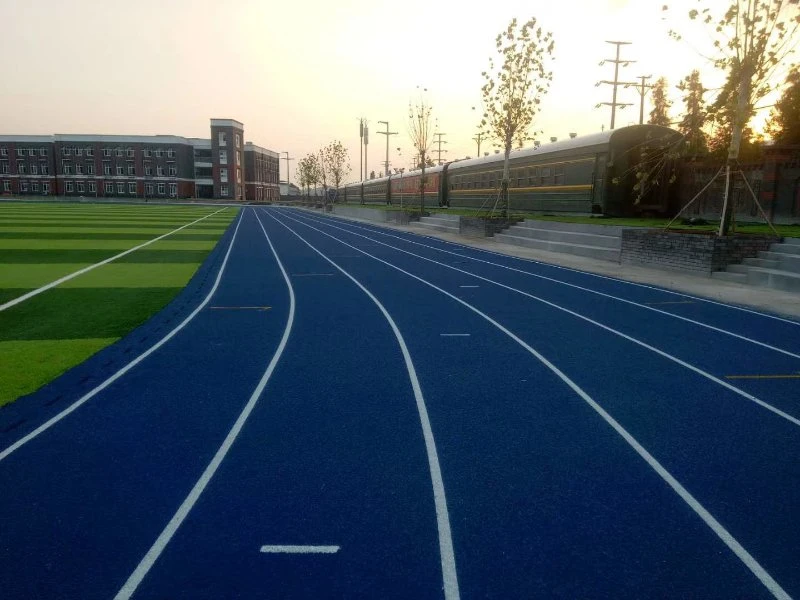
[0,118,279,202]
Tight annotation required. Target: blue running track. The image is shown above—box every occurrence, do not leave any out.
[1,206,799,599]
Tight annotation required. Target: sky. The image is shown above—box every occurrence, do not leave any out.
[0,0,792,184]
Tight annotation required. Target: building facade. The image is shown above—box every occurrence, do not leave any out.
[0,118,280,202]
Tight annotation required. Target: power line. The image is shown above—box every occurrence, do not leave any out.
[377,121,398,178]
[596,40,635,130]
[433,132,448,165]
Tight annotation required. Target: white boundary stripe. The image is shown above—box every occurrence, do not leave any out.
[114,209,296,600]
[0,207,230,312]
[285,210,800,429]
[264,209,460,600]
[278,209,790,600]
[0,210,246,464]
[298,211,800,359]
[305,208,800,327]
[260,545,340,554]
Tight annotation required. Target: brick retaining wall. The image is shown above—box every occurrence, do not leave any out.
[621,229,776,275]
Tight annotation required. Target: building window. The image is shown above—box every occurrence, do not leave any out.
[157,183,165,195]
[145,183,154,195]
[157,166,164,176]
[31,164,38,175]
[219,150,227,164]
[21,181,29,192]
[105,182,114,194]
[41,163,49,175]
[144,149,151,157]
[116,166,124,175]
[76,148,83,156]
[155,149,163,158]
[88,182,96,193]
[167,149,175,158]
[218,132,227,145]
[115,148,123,157]
[117,182,124,194]
[86,148,93,157]
[40,148,47,156]
[0,162,7,174]
[19,163,27,174]
[235,133,240,148]
[103,148,111,157]
[127,148,134,158]
[169,165,177,176]
[103,163,111,175]
[128,163,135,175]
[75,164,83,175]
[2,180,10,192]
[32,182,39,192]
[128,182,136,194]
[0,148,6,156]
[62,147,71,156]
[220,185,228,196]
[169,183,177,197]
[145,165,153,176]
[65,181,73,193]
[77,182,85,193]
[62,161,73,175]
[235,151,241,166]
[87,163,94,175]
[43,182,50,193]
[236,169,241,183]
[220,168,228,183]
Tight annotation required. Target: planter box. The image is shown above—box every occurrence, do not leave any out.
[621,229,777,275]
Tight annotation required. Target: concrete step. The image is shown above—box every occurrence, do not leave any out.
[419,216,460,227]
[769,242,800,255]
[416,222,460,234]
[711,271,748,283]
[757,251,800,274]
[504,225,621,249]
[424,213,461,224]
[494,233,620,262]
[521,219,626,237]
[741,257,780,268]
[746,267,800,292]
[726,264,750,274]
[780,236,800,246]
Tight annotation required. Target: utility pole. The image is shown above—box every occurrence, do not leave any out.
[628,75,654,125]
[433,132,448,165]
[472,131,484,157]
[281,151,294,195]
[376,121,398,178]
[363,122,369,183]
[596,41,634,130]
[358,118,365,181]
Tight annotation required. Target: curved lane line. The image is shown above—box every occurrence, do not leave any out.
[0,206,230,312]
[281,209,800,429]
[277,208,790,600]
[265,208,460,600]
[0,210,245,464]
[295,210,800,359]
[114,209,296,599]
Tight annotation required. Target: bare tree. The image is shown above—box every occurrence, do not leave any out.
[322,141,351,204]
[667,0,800,235]
[479,17,554,217]
[408,91,434,213]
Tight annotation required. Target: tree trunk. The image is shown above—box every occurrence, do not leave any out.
[719,70,751,237]
[501,144,511,217]
[420,151,426,214]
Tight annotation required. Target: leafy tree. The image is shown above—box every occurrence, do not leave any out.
[666,0,800,235]
[677,70,709,157]
[322,141,351,204]
[298,153,321,199]
[766,65,800,144]
[649,77,673,126]
[408,93,434,213]
[480,17,554,217]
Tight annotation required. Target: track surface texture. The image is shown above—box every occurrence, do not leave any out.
[1,207,798,599]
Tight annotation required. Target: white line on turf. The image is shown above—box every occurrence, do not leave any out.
[0,207,230,312]
[260,545,340,554]
[304,208,800,327]
[296,211,800,357]
[264,208,460,600]
[114,209,296,600]
[0,210,245,464]
[276,208,791,600]
[282,210,800,429]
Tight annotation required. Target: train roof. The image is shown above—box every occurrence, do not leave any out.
[344,163,446,188]
[447,125,679,171]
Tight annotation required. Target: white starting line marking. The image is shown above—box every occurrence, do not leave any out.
[440,333,470,337]
[459,285,479,288]
[260,545,340,554]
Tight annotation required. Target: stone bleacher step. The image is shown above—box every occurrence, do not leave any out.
[711,271,748,284]
[494,233,620,262]
[503,225,621,249]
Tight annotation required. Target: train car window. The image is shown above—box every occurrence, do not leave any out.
[554,165,565,185]
[529,167,539,186]
[541,167,552,185]
[516,170,524,188]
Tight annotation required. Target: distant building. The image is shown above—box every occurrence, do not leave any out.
[279,182,301,197]
[0,118,280,202]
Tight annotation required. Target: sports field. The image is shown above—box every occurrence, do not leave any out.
[0,202,238,406]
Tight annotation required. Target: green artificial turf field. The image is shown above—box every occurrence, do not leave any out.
[0,202,238,406]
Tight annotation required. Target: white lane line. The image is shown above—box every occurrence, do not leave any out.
[264,209,460,600]
[114,209,296,600]
[0,207,230,312]
[260,545,340,554]
[0,210,246,464]
[294,211,800,358]
[440,334,470,337]
[283,210,800,429]
[276,209,791,600]
[305,209,800,327]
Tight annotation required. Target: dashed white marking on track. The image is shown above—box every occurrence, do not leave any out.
[459,285,479,288]
[260,545,340,554]
[440,333,470,337]
[0,207,230,312]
